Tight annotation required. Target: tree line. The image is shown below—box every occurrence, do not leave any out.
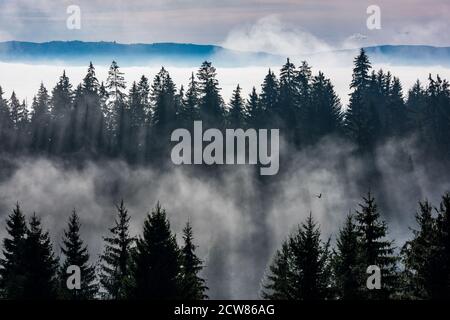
[1,191,450,300]
[0,201,207,300]
[0,49,449,163]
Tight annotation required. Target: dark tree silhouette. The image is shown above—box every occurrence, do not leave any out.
[99,200,134,299]
[60,210,97,299]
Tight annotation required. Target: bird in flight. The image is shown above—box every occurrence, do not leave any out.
[316,193,322,199]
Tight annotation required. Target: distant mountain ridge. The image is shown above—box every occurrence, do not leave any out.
[0,41,449,67]
[0,40,278,67]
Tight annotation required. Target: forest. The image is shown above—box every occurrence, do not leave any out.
[1,48,450,299]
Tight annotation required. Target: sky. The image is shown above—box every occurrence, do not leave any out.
[0,0,449,50]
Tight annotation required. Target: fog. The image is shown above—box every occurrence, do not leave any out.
[0,134,449,299]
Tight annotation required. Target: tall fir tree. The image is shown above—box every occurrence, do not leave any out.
[263,214,332,300]
[179,72,200,127]
[30,83,51,151]
[99,200,134,300]
[197,61,224,128]
[50,71,73,153]
[23,213,59,299]
[179,221,208,300]
[402,200,437,299]
[130,203,181,299]
[245,87,261,129]
[60,210,97,299]
[433,193,450,298]
[227,84,245,128]
[0,86,13,151]
[308,71,343,143]
[0,203,28,299]
[277,58,298,132]
[333,214,361,300]
[344,49,378,149]
[259,69,279,127]
[355,192,398,299]
[262,241,291,300]
[78,62,104,152]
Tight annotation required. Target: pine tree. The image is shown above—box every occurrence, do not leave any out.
[355,192,398,299]
[60,210,97,299]
[23,213,59,299]
[227,85,245,127]
[79,62,104,152]
[99,200,134,299]
[344,49,378,149]
[402,200,437,299]
[245,87,260,129]
[128,82,147,159]
[50,71,73,153]
[277,58,298,131]
[308,71,343,143]
[263,214,332,300]
[179,72,200,127]
[262,241,291,300]
[51,71,73,121]
[197,61,224,128]
[333,214,360,300]
[151,67,177,131]
[0,86,13,151]
[30,83,51,151]
[137,75,151,123]
[295,61,313,145]
[259,69,279,127]
[9,91,28,130]
[130,203,181,299]
[433,193,450,298]
[0,203,28,299]
[179,221,208,299]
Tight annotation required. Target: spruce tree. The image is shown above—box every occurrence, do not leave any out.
[295,61,313,145]
[179,221,207,300]
[277,58,298,131]
[60,210,97,299]
[308,71,343,143]
[30,83,51,151]
[263,214,332,300]
[179,72,200,127]
[128,82,147,159]
[355,192,398,299]
[0,203,28,299]
[79,62,104,152]
[227,84,245,127]
[23,213,59,299]
[333,214,360,300]
[344,49,377,149]
[402,200,437,299]
[99,200,134,299]
[434,193,450,298]
[106,61,127,154]
[197,61,224,128]
[50,71,73,153]
[137,75,151,123]
[131,203,181,299]
[262,241,291,300]
[0,86,13,151]
[9,91,28,130]
[245,87,260,129]
[259,69,279,127]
